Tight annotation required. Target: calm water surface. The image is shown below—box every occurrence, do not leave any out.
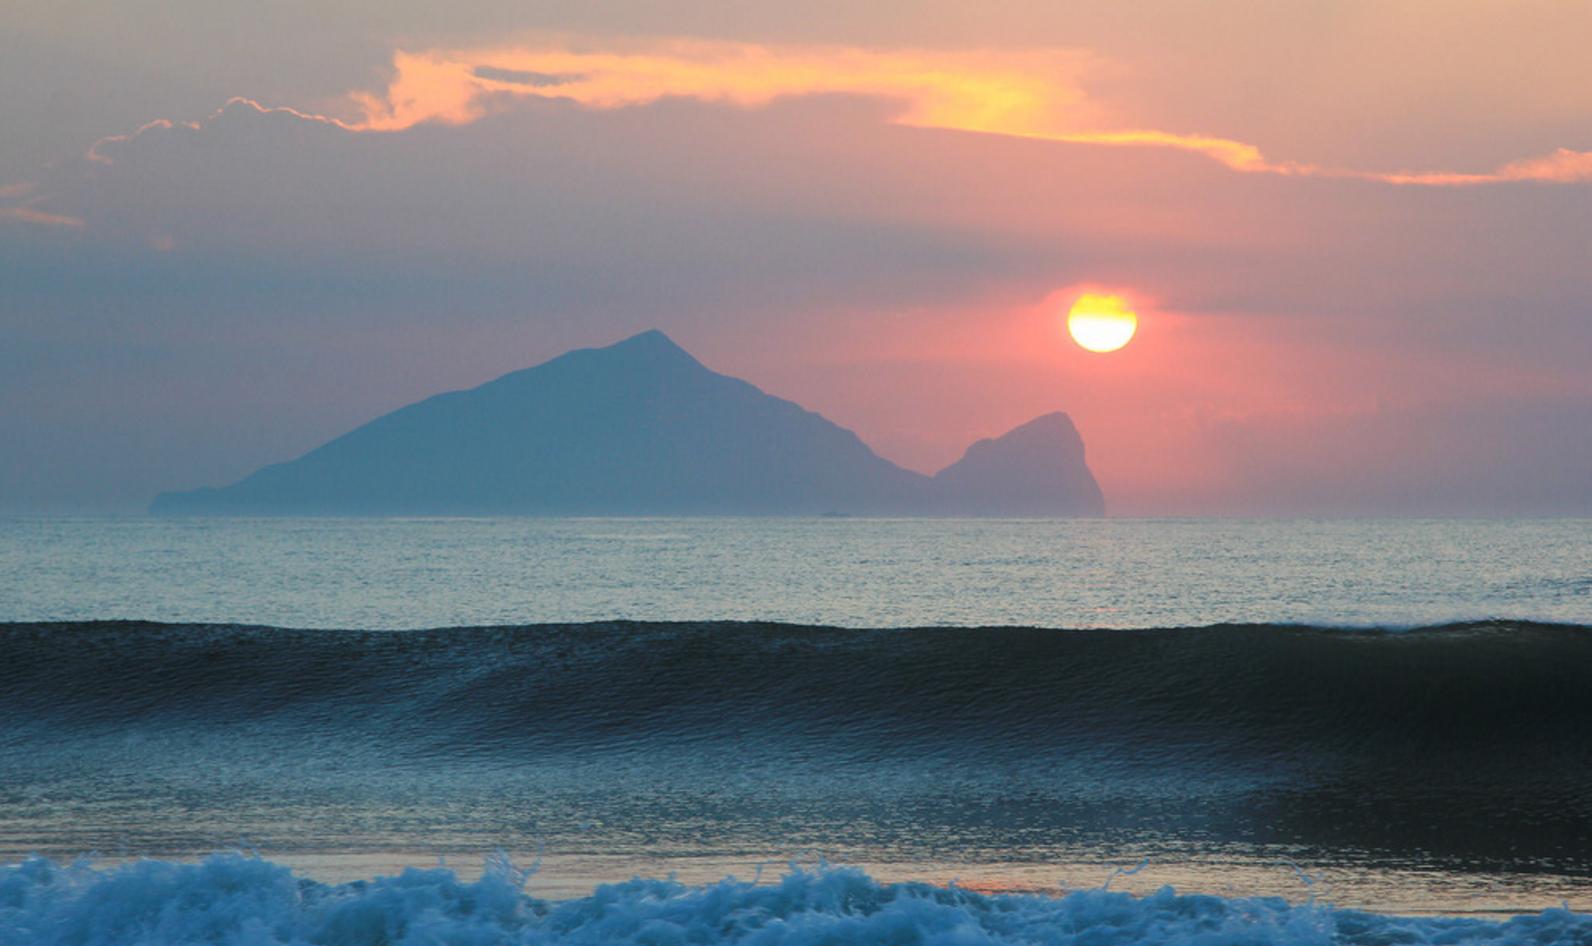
[3,517,1587,628]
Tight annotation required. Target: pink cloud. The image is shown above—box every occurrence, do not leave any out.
[0,206,86,228]
[334,38,1592,189]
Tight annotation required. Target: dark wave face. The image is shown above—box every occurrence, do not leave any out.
[3,620,1592,880]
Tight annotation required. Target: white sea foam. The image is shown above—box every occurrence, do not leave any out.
[3,854,1589,946]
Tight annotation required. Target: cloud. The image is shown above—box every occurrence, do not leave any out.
[0,182,85,228]
[86,98,356,166]
[471,66,585,88]
[87,118,198,166]
[0,206,86,228]
[1491,148,1592,184]
[347,41,1098,137]
[340,37,1592,188]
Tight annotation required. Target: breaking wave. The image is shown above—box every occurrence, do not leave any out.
[3,854,1590,946]
[4,620,1592,872]
[5,619,1590,769]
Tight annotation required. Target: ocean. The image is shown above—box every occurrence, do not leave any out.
[2,517,1590,944]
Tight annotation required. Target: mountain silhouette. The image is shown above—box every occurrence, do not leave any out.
[151,330,1105,516]
[933,412,1105,516]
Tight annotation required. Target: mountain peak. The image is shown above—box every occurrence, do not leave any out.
[997,411,1081,442]
[604,329,692,356]
[931,412,1104,516]
[556,329,708,378]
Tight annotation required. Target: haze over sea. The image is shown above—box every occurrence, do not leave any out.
[5,517,1588,628]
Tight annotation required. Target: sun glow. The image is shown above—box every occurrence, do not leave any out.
[1067,294,1138,353]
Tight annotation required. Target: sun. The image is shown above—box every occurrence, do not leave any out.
[1067,293,1138,353]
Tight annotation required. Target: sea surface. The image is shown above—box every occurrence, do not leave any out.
[4,517,1589,628]
[2,517,1590,944]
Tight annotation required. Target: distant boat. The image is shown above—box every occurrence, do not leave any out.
[151,330,1105,516]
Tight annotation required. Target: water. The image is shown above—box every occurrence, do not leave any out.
[2,517,1588,628]
[5,618,1592,910]
[8,856,1592,946]
[2,517,1591,941]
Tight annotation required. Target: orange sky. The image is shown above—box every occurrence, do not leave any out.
[340,39,1592,186]
[3,4,1591,512]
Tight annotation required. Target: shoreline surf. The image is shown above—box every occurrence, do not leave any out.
[4,853,1591,944]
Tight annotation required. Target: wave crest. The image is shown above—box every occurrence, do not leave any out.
[5,854,1591,946]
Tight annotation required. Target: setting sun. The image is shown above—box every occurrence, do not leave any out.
[1067,293,1138,352]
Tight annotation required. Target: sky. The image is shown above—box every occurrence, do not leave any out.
[3,1,1590,515]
